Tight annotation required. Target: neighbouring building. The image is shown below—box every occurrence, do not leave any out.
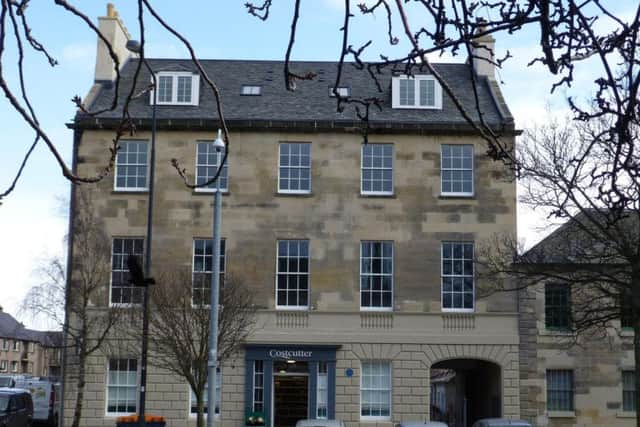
[518,211,636,427]
[0,306,62,379]
[64,5,520,427]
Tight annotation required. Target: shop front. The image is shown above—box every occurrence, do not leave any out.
[244,345,340,427]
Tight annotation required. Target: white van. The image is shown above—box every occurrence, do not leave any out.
[12,377,58,426]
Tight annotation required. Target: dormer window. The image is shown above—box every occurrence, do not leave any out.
[329,87,350,97]
[241,85,262,96]
[152,71,199,106]
[391,75,442,109]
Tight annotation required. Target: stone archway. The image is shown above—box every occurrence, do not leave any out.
[430,358,502,427]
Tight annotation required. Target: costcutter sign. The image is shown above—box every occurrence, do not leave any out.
[268,349,313,360]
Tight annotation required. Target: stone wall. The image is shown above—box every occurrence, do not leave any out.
[518,284,635,426]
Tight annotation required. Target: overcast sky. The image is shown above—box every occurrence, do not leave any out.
[0,1,630,328]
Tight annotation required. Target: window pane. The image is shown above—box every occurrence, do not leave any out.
[441,242,474,310]
[441,144,473,195]
[279,143,311,192]
[107,359,138,414]
[547,370,574,411]
[196,142,228,191]
[276,240,309,307]
[399,79,414,106]
[157,75,173,103]
[192,239,226,306]
[362,144,393,194]
[419,79,435,106]
[115,141,148,190]
[361,241,393,309]
[361,362,391,418]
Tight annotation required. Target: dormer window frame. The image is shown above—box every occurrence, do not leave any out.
[241,85,262,96]
[391,74,442,109]
[150,71,200,106]
[329,86,350,97]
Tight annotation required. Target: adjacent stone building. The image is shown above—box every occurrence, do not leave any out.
[518,212,636,426]
[0,306,62,379]
[64,5,520,427]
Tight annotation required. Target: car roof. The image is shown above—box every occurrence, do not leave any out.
[296,419,344,427]
[399,422,448,427]
[474,419,532,427]
[0,387,31,395]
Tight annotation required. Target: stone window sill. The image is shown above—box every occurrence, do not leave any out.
[616,411,636,418]
[540,329,574,337]
[548,410,575,418]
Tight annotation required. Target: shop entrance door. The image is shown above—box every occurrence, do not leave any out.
[273,361,309,427]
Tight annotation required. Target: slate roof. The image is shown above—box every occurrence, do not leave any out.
[0,310,61,346]
[75,59,515,133]
[522,210,638,265]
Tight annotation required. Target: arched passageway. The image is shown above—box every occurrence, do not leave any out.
[430,359,502,427]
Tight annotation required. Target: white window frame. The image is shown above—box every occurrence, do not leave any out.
[188,366,222,418]
[114,140,149,192]
[316,362,328,419]
[105,358,139,416]
[13,340,19,352]
[110,237,145,306]
[150,71,200,106]
[0,360,7,372]
[361,144,394,196]
[10,361,18,372]
[441,144,474,197]
[441,242,475,312]
[253,360,264,412]
[275,240,310,310]
[278,142,312,194]
[192,238,226,307]
[391,75,442,109]
[195,142,229,193]
[360,361,392,421]
[241,85,262,96]
[329,87,350,97]
[2,339,7,350]
[360,241,394,311]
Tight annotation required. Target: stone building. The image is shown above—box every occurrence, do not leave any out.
[64,5,519,427]
[0,306,62,379]
[518,212,636,427]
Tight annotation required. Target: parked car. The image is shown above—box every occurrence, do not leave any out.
[0,378,15,389]
[12,378,57,426]
[472,418,533,427]
[396,421,449,427]
[295,419,346,427]
[0,387,34,427]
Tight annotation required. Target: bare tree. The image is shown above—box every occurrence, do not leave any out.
[476,112,640,424]
[122,269,256,427]
[20,189,121,427]
[2,1,638,200]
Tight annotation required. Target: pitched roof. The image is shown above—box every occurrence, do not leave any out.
[0,310,61,346]
[74,59,515,133]
[522,210,639,265]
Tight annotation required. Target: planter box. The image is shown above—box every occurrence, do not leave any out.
[117,423,166,427]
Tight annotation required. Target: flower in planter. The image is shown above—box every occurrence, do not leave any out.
[116,414,166,424]
[246,411,265,426]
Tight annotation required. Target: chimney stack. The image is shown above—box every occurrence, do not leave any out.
[94,3,133,83]
[470,23,496,80]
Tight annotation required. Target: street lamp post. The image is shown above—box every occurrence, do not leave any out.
[207,130,225,427]
[125,40,156,427]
